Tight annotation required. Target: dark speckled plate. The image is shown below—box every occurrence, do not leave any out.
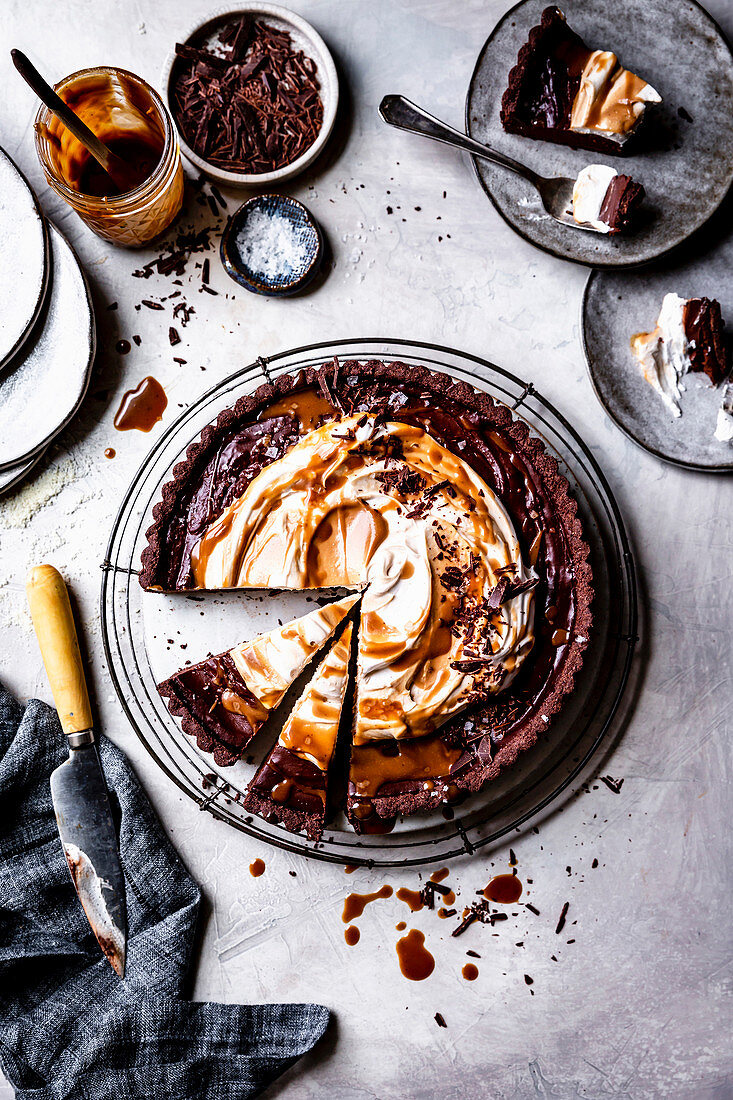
[582,223,733,471]
[466,0,733,268]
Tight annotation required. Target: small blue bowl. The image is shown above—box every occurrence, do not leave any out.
[220,194,324,297]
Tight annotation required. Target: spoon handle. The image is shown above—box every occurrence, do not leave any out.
[379,94,540,186]
[11,49,134,191]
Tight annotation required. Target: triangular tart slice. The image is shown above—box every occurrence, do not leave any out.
[157,595,357,766]
[243,623,353,841]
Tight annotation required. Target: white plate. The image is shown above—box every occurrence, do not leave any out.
[0,223,95,470]
[0,446,48,497]
[0,147,49,372]
[162,4,339,188]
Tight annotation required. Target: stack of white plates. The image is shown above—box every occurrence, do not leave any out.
[0,147,95,495]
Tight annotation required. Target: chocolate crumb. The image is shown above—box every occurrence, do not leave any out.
[434,1013,447,1028]
[555,902,570,934]
[524,974,534,985]
[466,950,481,958]
[169,326,181,346]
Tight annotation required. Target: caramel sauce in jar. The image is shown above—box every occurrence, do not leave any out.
[34,67,183,246]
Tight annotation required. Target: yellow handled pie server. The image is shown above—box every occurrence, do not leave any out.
[27,564,127,977]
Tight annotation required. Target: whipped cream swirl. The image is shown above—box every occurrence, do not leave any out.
[192,414,536,741]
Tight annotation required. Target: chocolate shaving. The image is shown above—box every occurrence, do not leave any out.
[599,775,624,794]
[169,326,181,346]
[172,17,324,174]
[451,912,478,937]
[434,1013,447,1028]
[555,901,569,934]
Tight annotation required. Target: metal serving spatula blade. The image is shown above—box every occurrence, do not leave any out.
[379,95,605,234]
[27,564,127,977]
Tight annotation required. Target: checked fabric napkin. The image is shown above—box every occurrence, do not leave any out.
[0,686,329,1100]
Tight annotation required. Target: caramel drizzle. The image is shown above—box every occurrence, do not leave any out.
[279,624,352,771]
[570,51,656,135]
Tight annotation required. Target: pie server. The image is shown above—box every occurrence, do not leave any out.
[26,564,127,977]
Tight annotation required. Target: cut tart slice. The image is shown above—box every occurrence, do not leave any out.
[157,594,358,766]
[569,165,644,234]
[631,294,729,417]
[243,622,353,840]
[500,6,661,153]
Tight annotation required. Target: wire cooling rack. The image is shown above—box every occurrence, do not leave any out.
[101,338,638,867]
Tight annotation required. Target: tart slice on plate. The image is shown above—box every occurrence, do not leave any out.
[500,6,661,153]
[243,622,353,840]
[157,594,358,765]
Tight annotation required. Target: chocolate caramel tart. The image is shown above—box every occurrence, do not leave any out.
[142,359,592,830]
[243,623,353,841]
[500,6,661,154]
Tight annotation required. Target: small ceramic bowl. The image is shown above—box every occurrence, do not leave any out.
[162,4,339,188]
[220,194,323,295]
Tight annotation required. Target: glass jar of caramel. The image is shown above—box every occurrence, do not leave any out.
[34,66,183,247]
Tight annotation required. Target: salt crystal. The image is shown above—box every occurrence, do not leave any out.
[235,209,314,281]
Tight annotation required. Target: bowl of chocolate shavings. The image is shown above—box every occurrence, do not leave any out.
[163,4,339,187]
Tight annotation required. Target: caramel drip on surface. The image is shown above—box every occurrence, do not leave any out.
[484,874,522,904]
[249,859,266,877]
[114,376,167,433]
[259,389,335,433]
[462,963,479,981]
[342,885,393,922]
[396,929,435,981]
[350,736,462,800]
[344,925,360,946]
[396,887,424,912]
[431,868,450,884]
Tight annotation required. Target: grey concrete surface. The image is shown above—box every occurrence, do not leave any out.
[1,2,731,1097]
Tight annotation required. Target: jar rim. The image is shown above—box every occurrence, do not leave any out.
[34,65,176,210]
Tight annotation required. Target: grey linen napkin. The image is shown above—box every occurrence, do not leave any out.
[0,686,329,1100]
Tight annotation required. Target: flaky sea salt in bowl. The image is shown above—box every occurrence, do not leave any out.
[220,193,323,295]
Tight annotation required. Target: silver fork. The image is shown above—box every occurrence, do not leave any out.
[379,94,605,234]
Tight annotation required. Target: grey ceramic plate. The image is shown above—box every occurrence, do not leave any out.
[582,226,733,472]
[0,147,49,371]
[0,223,95,471]
[466,0,733,268]
[0,446,48,497]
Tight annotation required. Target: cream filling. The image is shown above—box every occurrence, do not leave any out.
[630,293,690,418]
[230,594,357,710]
[571,164,617,231]
[570,51,661,142]
[192,415,535,741]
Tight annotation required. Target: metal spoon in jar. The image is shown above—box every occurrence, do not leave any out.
[11,50,142,195]
[379,94,605,235]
